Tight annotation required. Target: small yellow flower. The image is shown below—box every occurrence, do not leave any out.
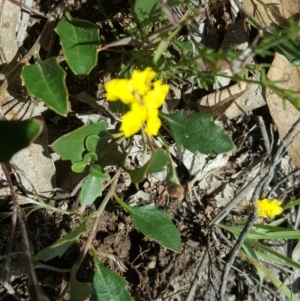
[257,198,283,218]
[104,67,169,137]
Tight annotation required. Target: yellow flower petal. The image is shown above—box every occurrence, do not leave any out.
[131,67,156,96]
[104,79,136,104]
[120,103,147,137]
[145,110,161,136]
[144,80,169,110]
[257,198,283,218]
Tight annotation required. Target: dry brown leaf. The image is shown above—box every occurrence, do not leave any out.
[197,81,266,120]
[266,53,300,167]
[243,0,299,27]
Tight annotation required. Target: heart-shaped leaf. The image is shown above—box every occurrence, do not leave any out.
[21,57,69,116]
[160,110,234,156]
[0,120,43,162]
[117,197,181,252]
[51,122,107,164]
[91,250,132,301]
[55,13,100,76]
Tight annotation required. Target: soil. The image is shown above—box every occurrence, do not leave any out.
[1,1,300,301]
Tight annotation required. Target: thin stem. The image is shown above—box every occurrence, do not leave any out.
[0,162,49,300]
[57,169,121,301]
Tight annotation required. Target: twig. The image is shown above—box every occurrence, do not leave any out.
[231,0,263,29]
[0,162,50,301]
[184,251,209,301]
[57,170,121,301]
[0,163,18,294]
[208,167,266,227]
[219,196,258,300]
[268,169,300,198]
[261,117,300,196]
[125,260,153,301]
[219,257,263,301]
[162,284,189,300]
[258,116,271,153]
[9,0,46,18]
[16,0,34,48]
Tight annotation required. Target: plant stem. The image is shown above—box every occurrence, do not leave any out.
[57,169,121,301]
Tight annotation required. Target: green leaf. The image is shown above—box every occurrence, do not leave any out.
[70,265,90,301]
[21,57,69,116]
[274,38,300,66]
[89,164,110,179]
[283,198,300,210]
[83,152,98,163]
[125,149,168,186]
[86,135,100,153]
[0,120,43,162]
[219,223,300,240]
[34,216,92,261]
[160,111,234,156]
[173,40,194,55]
[80,174,102,206]
[242,241,265,289]
[132,0,163,22]
[249,240,300,270]
[240,252,300,301]
[71,161,88,173]
[51,122,107,164]
[116,197,181,252]
[55,14,100,76]
[91,250,132,301]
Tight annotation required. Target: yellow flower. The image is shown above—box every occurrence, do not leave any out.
[257,198,283,218]
[104,67,169,137]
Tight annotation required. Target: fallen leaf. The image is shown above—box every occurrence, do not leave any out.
[197,81,266,120]
[243,0,298,27]
[266,53,300,167]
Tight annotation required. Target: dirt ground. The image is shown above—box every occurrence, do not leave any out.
[1,0,300,300]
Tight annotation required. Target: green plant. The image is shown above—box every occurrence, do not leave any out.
[1,0,300,300]
[219,199,300,301]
